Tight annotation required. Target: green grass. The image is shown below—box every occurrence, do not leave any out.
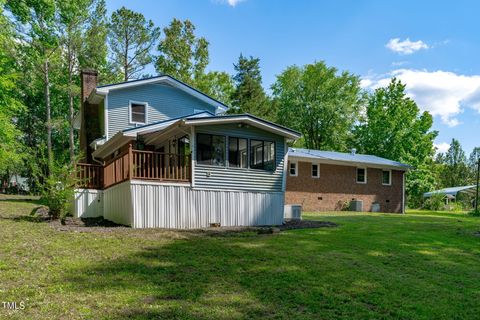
[1,199,480,319]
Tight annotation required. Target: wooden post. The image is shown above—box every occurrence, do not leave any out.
[128,143,133,180]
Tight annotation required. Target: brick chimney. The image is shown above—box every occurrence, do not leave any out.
[79,69,101,163]
[81,69,98,102]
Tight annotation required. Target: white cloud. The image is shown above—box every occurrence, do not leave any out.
[362,69,480,127]
[214,0,245,7]
[434,142,450,154]
[386,38,429,55]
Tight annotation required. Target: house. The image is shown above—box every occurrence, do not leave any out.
[73,70,301,228]
[285,148,410,213]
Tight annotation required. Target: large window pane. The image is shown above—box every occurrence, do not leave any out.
[250,140,263,169]
[212,135,226,166]
[264,141,275,171]
[197,134,212,165]
[197,134,226,166]
[250,140,275,171]
[229,137,248,168]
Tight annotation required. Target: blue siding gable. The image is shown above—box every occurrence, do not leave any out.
[107,83,217,139]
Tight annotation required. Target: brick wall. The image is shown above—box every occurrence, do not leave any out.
[285,160,404,213]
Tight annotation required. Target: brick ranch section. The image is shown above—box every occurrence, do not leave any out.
[285,161,405,213]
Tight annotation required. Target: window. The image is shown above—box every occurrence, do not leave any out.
[228,137,248,168]
[312,164,320,178]
[130,101,147,124]
[356,168,367,184]
[289,162,297,176]
[196,134,226,166]
[250,140,275,171]
[382,170,391,185]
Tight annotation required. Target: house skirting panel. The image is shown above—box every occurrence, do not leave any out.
[102,181,133,226]
[130,181,284,228]
[73,180,284,229]
[73,188,103,218]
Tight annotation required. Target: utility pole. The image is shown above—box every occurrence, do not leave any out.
[476,159,480,214]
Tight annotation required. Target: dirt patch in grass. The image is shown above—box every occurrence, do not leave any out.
[49,216,337,236]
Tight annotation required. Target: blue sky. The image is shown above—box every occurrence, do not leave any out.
[106,0,480,155]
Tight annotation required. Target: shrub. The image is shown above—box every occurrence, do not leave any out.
[40,162,76,223]
[422,193,445,211]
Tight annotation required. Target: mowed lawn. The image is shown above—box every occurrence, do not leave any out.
[1,199,480,319]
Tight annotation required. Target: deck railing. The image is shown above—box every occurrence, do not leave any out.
[76,147,191,189]
[76,163,103,189]
[133,150,191,182]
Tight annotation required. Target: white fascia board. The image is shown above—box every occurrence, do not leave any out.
[96,76,228,113]
[288,155,409,171]
[184,117,301,140]
[123,119,184,137]
[92,132,134,159]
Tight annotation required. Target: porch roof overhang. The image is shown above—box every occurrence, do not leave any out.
[92,113,301,160]
[183,114,302,141]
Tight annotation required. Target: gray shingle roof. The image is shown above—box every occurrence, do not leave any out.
[288,148,411,170]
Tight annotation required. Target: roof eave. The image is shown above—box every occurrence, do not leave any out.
[288,154,410,171]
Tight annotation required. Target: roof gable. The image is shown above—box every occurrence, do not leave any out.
[95,75,228,113]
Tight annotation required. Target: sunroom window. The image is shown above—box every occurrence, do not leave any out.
[228,137,248,168]
[197,134,226,166]
[250,140,275,171]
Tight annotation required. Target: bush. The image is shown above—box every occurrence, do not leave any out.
[38,162,77,223]
[422,193,445,211]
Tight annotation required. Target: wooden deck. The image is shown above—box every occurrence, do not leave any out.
[76,147,191,189]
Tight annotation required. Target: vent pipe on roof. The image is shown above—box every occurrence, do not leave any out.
[351,148,357,156]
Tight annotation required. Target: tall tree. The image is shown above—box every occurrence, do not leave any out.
[438,139,469,187]
[273,61,364,150]
[230,54,270,117]
[353,78,436,166]
[57,0,107,162]
[468,147,480,182]
[196,71,235,106]
[7,0,60,175]
[0,1,28,186]
[353,78,437,206]
[108,7,160,81]
[155,18,209,85]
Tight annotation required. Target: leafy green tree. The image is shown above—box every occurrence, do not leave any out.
[468,147,480,183]
[57,0,108,162]
[6,0,60,175]
[0,1,28,186]
[108,7,160,81]
[273,61,363,150]
[353,78,438,206]
[155,18,209,85]
[354,78,436,166]
[230,54,270,118]
[196,71,235,106]
[437,139,469,187]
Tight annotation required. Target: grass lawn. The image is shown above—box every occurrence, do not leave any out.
[1,199,480,319]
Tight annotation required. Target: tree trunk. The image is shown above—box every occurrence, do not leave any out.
[68,44,75,164]
[44,59,52,176]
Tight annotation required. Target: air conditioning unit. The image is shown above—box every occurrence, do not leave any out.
[350,200,363,212]
[284,204,302,220]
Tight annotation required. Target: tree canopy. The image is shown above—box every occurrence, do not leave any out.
[273,61,364,151]
[109,7,160,81]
